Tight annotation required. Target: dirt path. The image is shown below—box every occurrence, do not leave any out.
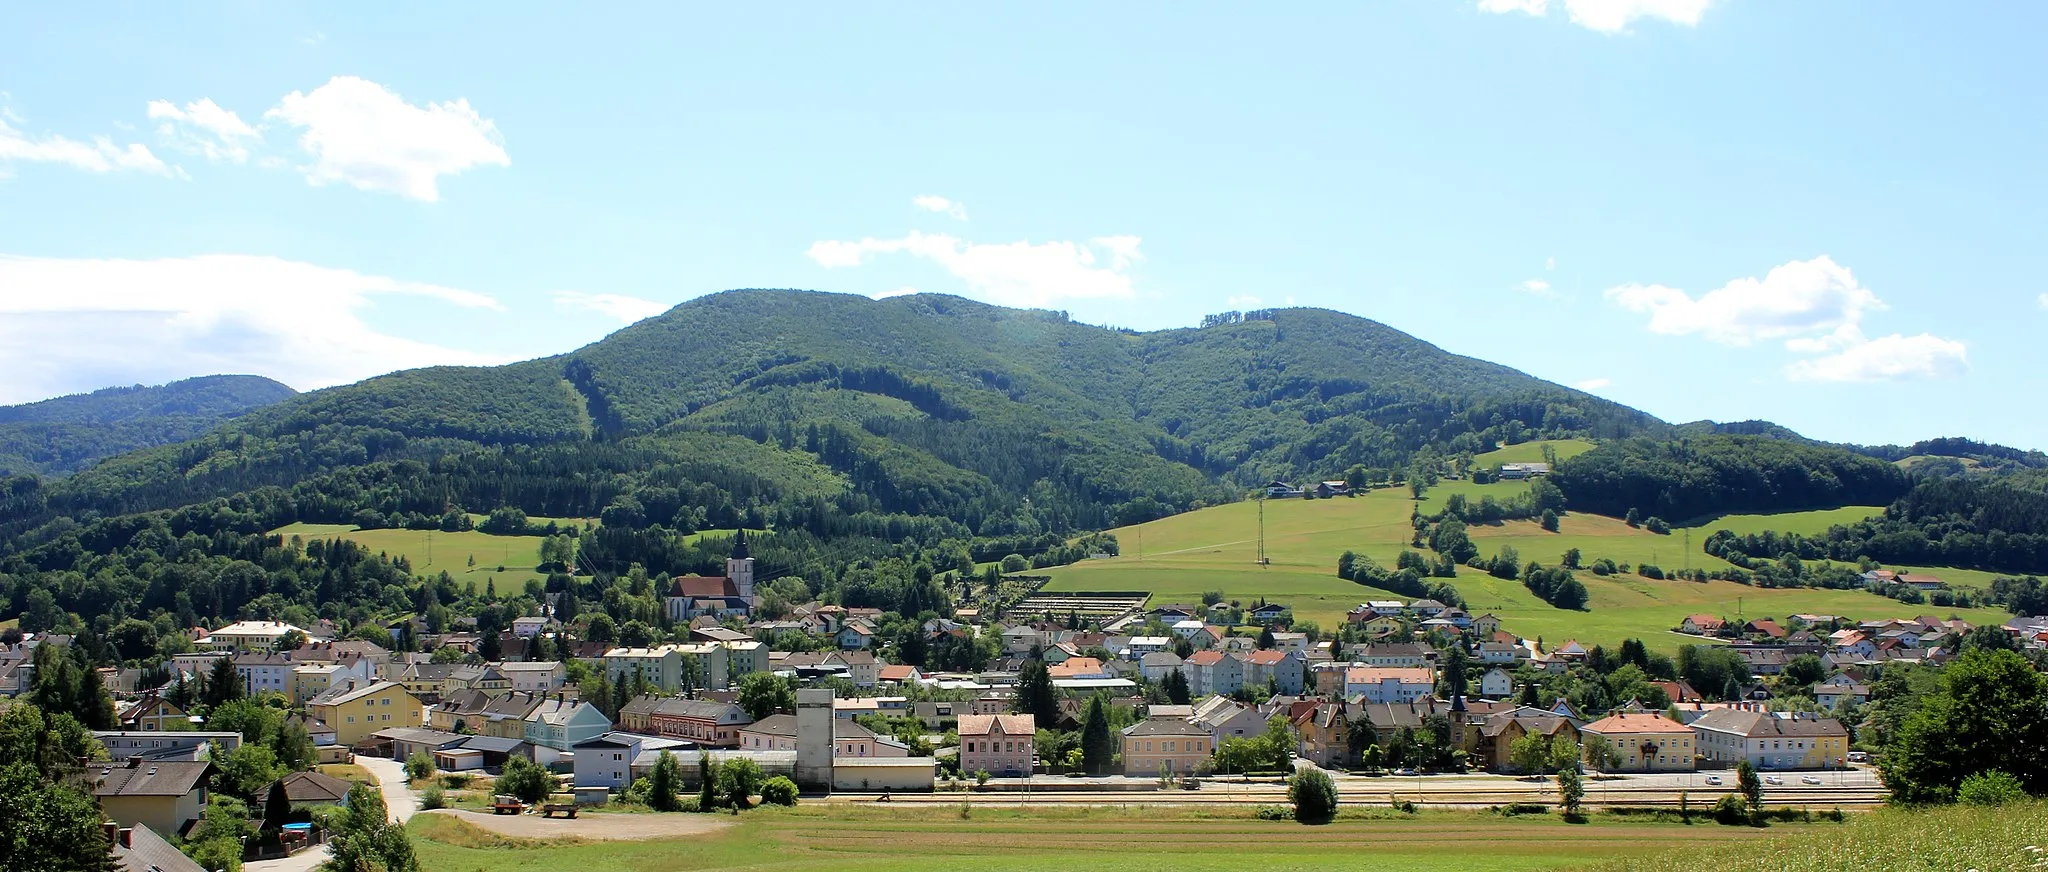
[423,808,735,840]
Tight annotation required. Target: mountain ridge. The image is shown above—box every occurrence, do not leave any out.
[0,374,297,477]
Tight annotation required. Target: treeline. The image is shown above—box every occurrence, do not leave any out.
[1551,435,1909,521]
[1336,550,1467,609]
[1706,477,2048,578]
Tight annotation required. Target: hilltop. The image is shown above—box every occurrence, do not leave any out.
[0,374,297,477]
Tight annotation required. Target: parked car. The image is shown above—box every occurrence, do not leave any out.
[1764,775,1784,785]
[1395,768,1418,776]
[1704,775,1723,785]
[1846,751,1868,763]
[1801,776,1822,785]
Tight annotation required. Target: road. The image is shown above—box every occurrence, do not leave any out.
[247,755,415,872]
[421,808,733,840]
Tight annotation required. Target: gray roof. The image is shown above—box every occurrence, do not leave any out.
[1691,709,1848,738]
[114,823,207,872]
[1122,717,1212,738]
[91,759,213,797]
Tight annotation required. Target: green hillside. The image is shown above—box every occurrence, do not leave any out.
[0,374,296,476]
[1042,489,2012,650]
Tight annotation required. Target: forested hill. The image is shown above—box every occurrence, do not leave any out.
[5,290,1658,546]
[0,375,297,477]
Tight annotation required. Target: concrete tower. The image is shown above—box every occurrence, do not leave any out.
[726,528,756,608]
[795,687,835,793]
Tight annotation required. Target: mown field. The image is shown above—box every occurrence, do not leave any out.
[408,804,1810,872]
[1042,446,2013,649]
[270,515,590,591]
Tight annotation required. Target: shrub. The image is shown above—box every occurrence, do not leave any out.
[440,773,473,789]
[1957,770,2028,806]
[1288,768,1339,823]
[421,786,446,810]
[405,751,437,783]
[1499,802,1549,816]
[1253,805,1294,821]
[1712,793,1749,826]
[759,776,799,807]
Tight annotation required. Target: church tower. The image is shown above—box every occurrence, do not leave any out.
[726,528,756,608]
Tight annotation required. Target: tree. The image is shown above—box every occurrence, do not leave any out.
[0,703,115,872]
[1736,760,1763,817]
[760,776,799,807]
[1881,649,2048,803]
[1548,734,1581,774]
[1509,732,1551,775]
[205,655,244,708]
[404,751,436,783]
[1345,717,1378,768]
[215,743,284,801]
[697,753,718,811]
[496,754,553,804]
[1014,661,1059,730]
[324,782,417,872]
[1443,646,1468,700]
[1556,768,1584,818]
[209,698,283,745]
[271,718,317,772]
[1782,655,1827,688]
[1081,696,1113,775]
[645,750,683,811]
[720,757,764,811]
[1539,509,1560,533]
[1288,767,1339,823]
[1163,669,1191,705]
[737,672,795,721]
[1581,734,1622,772]
[263,778,294,832]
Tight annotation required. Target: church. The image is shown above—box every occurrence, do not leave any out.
[663,529,759,622]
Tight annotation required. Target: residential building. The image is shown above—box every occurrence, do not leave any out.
[95,731,241,762]
[1241,649,1305,695]
[1690,706,1850,770]
[307,679,423,747]
[1579,712,1694,772]
[1681,614,1727,635]
[644,698,753,747]
[957,713,1034,777]
[571,732,660,791]
[1478,667,1514,699]
[264,770,354,808]
[1812,681,1870,709]
[1343,666,1434,703]
[117,694,190,732]
[89,757,214,837]
[109,823,206,872]
[1139,651,1185,683]
[497,660,567,694]
[1121,716,1215,776]
[1185,650,1244,697]
[1474,707,1582,772]
[198,621,305,652]
[234,651,296,697]
[1189,696,1266,745]
[1348,642,1431,667]
[525,695,612,752]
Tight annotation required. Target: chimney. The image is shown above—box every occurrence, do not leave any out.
[103,822,118,846]
[119,828,132,849]
[127,755,144,768]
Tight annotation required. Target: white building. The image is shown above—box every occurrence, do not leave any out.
[202,621,306,652]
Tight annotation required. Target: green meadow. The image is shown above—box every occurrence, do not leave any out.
[270,517,589,592]
[1044,452,2012,649]
[408,804,1807,872]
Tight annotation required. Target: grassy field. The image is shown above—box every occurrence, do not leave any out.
[1043,489,2012,651]
[409,804,1809,872]
[271,522,566,592]
[1584,800,2048,872]
[1474,439,1597,466]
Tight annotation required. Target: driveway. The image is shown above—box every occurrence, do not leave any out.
[246,755,417,872]
[420,808,733,841]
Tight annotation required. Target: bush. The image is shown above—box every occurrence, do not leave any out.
[1253,805,1294,821]
[759,776,799,807]
[1712,793,1749,826]
[1957,770,2028,806]
[440,773,472,789]
[1288,768,1339,823]
[421,786,446,810]
[405,751,436,783]
[1498,802,1549,816]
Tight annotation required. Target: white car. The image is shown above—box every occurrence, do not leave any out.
[1704,775,1723,785]
[1764,775,1784,785]
[1801,776,1822,785]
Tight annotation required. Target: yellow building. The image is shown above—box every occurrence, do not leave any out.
[1581,712,1694,772]
[1691,706,1850,770]
[307,679,422,747]
[1120,716,1216,776]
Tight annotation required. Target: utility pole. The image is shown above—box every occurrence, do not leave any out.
[1257,496,1267,567]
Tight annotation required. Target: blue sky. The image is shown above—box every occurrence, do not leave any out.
[2,1,2044,448]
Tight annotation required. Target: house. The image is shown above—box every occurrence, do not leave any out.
[1343,666,1434,703]
[510,616,552,639]
[89,757,214,837]
[308,679,424,747]
[497,660,567,694]
[118,693,190,732]
[1121,716,1215,776]
[1898,574,1945,591]
[1579,712,1694,772]
[1691,705,1849,770]
[108,822,207,872]
[837,622,877,650]
[1050,656,1112,681]
[1357,615,1405,636]
[879,664,923,685]
[1475,641,1520,665]
[1732,647,1787,675]
[1680,614,1727,635]
[95,731,241,762]
[198,620,305,651]
[1248,603,1290,625]
[957,714,1035,778]
[1000,626,1044,656]
[1812,681,1870,709]
[1349,642,1431,667]
[1475,707,1582,772]
[234,651,296,696]
[644,698,753,747]
[1139,651,1185,683]
[1745,619,1787,640]
[264,770,354,807]
[571,732,666,791]
[524,695,612,752]
[1478,667,1514,699]
[1241,649,1305,695]
[1652,680,1703,704]
[1471,614,1502,637]
[1189,696,1266,745]
[1184,650,1244,697]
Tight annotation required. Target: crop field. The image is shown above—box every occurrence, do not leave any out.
[408,804,1808,872]
[1043,487,2012,650]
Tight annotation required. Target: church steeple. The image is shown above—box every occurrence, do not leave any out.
[731,528,751,560]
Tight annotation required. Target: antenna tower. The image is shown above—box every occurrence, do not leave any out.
[1257,495,1267,566]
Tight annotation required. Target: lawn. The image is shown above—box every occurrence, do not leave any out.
[271,522,567,592]
[1043,491,2013,651]
[408,804,1805,872]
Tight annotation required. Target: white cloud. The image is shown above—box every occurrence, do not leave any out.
[912,195,967,220]
[1605,256,1883,346]
[1786,333,1968,383]
[1478,0,1712,32]
[1518,278,1561,299]
[265,76,509,202]
[807,230,1142,307]
[551,291,670,323]
[1545,256,1556,271]
[0,111,170,176]
[1574,377,1613,391]
[1609,255,1968,382]
[2038,293,2048,310]
[0,253,510,404]
[147,98,261,163]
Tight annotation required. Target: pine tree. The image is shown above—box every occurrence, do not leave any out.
[1081,696,1113,775]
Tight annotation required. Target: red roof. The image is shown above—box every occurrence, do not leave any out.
[670,576,739,598]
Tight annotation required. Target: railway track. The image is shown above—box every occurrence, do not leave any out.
[823,784,1889,810]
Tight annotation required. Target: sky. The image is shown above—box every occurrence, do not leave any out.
[2,1,2045,448]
